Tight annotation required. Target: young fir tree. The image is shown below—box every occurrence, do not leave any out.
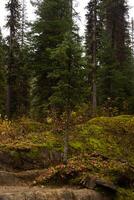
[98,0,134,114]
[48,0,85,163]
[49,33,85,162]
[31,0,85,162]
[31,0,74,118]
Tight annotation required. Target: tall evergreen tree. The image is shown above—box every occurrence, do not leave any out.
[85,0,102,115]
[31,0,85,162]
[21,0,26,46]
[48,0,85,163]
[131,18,134,53]
[31,0,73,118]
[86,0,134,114]
[6,0,21,118]
[19,0,30,115]
[0,29,6,115]
[98,0,134,113]
[5,0,30,117]
[49,33,85,162]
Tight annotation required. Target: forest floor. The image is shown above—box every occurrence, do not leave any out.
[0,115,134,199]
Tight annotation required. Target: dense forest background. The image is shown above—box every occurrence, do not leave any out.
[0,1,134,199]
[0,0,134,120]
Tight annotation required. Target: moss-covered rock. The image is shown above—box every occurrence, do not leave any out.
[71,115,134,165]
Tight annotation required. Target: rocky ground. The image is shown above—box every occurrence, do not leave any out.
[0,116,134,199]
[0,186,109,200]
[0,169,114,199]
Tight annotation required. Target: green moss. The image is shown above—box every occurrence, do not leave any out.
[117,188,134,200]
[74,116,134,165]
[80,124,104,136]
[70,141,84,151]
[27,149,40,159]
[10,150,20,159]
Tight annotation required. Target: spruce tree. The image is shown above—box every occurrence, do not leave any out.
[86,0,134,114]
[0,29,6,115]
[31,0,73,118]
[85,0,102,115]
[98,0,134,113]
[6,0,21,118]
[19,0,30,115]
[49,32,85,162]
[31,0,85,162]
[6,0,30,117]
[48,0,85,162]
[21,0,26,46]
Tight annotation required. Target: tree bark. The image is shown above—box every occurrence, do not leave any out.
[63,109,70,164]
[63,0,73,164]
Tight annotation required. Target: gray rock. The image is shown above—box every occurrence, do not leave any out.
[0,187,110,200]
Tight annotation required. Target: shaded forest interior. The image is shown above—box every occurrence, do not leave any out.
[0,0,134,199]
[0,0,134,119]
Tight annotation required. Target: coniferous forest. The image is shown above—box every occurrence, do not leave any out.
[0,0,134,199]
[0,0,133,119]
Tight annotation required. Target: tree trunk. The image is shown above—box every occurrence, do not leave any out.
[92,0,97,117]
[63,0,73,164]
[131,18,134,53]
[6,82,11,119]
[63,107,71,164]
